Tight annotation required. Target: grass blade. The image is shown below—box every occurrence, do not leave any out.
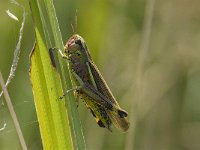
[29,1,73,149]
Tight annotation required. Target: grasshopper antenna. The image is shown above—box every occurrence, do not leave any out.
[71,23,75,34]
[75,9,78,32]
[71,9,78,34]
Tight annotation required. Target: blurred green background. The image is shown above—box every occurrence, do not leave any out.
[1,0,200,149]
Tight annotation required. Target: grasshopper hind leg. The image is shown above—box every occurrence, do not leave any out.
[89,109,105,128]
[85,100,112,131]
[90,107,112,131]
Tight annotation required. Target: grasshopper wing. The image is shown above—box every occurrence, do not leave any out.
[87,60,130,132]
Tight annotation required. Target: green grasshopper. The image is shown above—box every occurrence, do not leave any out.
[57,34,129,132]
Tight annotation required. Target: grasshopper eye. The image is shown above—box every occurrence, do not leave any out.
[75,39,82,47]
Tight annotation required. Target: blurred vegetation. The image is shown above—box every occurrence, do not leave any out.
[0,0,200,150]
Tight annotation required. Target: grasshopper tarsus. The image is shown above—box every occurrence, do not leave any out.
[50,47,59,52]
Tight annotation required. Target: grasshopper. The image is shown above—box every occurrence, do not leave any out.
[57,34,129,132]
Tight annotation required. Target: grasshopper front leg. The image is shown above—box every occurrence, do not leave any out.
[51,47,69,59]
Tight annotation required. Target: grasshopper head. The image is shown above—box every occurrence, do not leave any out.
[65,34,86,55]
